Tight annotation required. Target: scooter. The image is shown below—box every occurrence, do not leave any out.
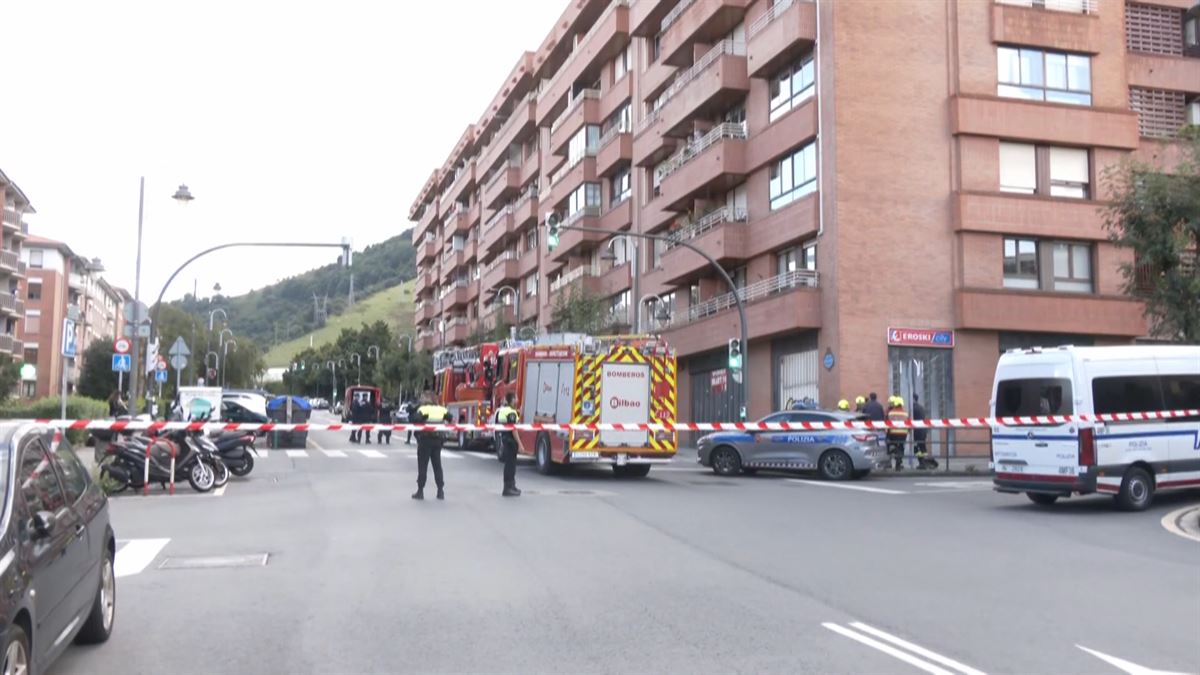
[99,429,218,493]
[207,431,256,477]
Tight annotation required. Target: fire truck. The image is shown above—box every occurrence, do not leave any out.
[431,333,678,477]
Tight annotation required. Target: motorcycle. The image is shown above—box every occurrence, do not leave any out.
[206,431,256,477]
[98,429,220,493]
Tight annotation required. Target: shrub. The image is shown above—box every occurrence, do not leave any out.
[0,396,110,445]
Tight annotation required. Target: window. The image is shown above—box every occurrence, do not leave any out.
[652,236,668,269]
[23,310,41,335]
[999,143,1090,198]
[28,250,43,268]
[610,168,631,207]
[802,242,817,271]
[614,44,631,82]
[996,378,1074,416]
[18,441,67,518]
[1003,237,1040,289]
[1161,374,1200,414]
[769,141,818,210]
[568,125,600,166]
[776,248,798,274]
[1052,242,1092,292]
[1092,376,1165,415]
[769,52,815,121]
[608,290,630,321]
[525,273,538,298]
[51,443,90,504]
[568,182,601,217]
[689,283,700,307]
[526,227,538,252]
[997,47,1091,105]
[25,283,41,301]
[604,104,632,136]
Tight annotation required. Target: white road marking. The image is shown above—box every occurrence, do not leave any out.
[308,436,325,452]
[1160,506,1200,544]
[212,485,227,497]
[849,622,986,675]
[323,449,348,458]
[442,450,465,459]
[359,449,385,458]
[1076,645,1195,675]
[823,623,956,675]
[115,538,170,578]
[789,480,907,495]
[286,449,309,458]
[0,550,13,577]
[913,481,993,489]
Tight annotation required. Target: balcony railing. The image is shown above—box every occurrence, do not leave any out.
[487,250,518,271]
[550,88,601,136]
[749,0,813,38]
[493,91,535,143]
[0,334,13,354]
[483,158,521,190]
[485,204,513,231]
[650,40,745,113]
[668,269,819,326]
[0,250,17,271]
[635,106,662,135]
[598,122,632,150]
[549,146,599,186]
[515,183,539,207]
[660,0,698,33]
[657,121,747,182]
[538,0,630,103]
[666,206,748,248]
[445,316,470,328]
[565,205,602,227]
[994,0,1097,14]
[550,265,596,292]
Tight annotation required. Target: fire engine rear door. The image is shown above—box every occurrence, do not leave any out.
[600,362,651,447]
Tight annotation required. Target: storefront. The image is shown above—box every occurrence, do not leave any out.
[886,327,956,455]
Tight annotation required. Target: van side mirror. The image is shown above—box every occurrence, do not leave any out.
[31,511,56,538]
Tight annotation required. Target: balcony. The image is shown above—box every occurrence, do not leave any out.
[445,160,477,205]
[597,126,633,175]
[415,332,438,352]
[514,188,540,228]
[0,250,18,274]
[550,89,601,155]
[518,245,540,276]
[658,41,749,137]
[482,205,515,253]
[550,261,632,299]
[440,284,471,311]
[657,122,748,210]
[956,288,1145,337]
[444,318,471,345]
[746,0,816,77]
[482,95,537,171]
[0,334,13,355]
[658,0,752,68]
[537,1,631,124]
[661,270,821,356]
[483,162,522,209]
[992,0,1102,54]
[548,206,605,262]
[954,192,1106,240]
[482,255,520,291]
[547,156,599,208]
[417,235,440,263]
[632,0,674,36]
[600,196,633,232]
[415,300,437,324]
[1,209,29,237]
[484,303,517,329]
[1127,52,1200,94]
[415,269,433,293]
[950,95,1138,150]
[0,293,23,316]
[633,108,675,167]
[444,204,471,239]
[660,206,748,284]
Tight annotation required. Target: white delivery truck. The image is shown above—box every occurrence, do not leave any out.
[177,386,223,422]
[990,345,1200,510]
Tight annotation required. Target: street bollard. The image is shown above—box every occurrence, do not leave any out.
[143,445,151,496]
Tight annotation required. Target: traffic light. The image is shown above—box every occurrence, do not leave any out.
[546,212,561,251]
[727,338,742,371]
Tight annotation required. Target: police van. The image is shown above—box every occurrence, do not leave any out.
[991,345,1200,510]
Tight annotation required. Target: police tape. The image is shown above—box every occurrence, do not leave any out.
[22,408,1200,434]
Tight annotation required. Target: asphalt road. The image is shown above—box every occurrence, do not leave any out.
[51,411,1200,675]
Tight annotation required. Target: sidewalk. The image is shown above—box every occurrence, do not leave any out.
[873,455,992,478]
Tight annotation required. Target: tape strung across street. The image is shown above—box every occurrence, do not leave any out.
[17,408,1200,433]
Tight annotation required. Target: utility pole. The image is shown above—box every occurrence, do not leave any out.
[348,273,355,308]
[130,177,145,406]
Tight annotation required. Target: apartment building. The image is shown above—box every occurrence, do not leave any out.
[0,169,31,367]
[408,0,1200,428]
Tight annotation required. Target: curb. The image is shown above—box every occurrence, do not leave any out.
[1161,506,1200,543]
[871,470,993,479]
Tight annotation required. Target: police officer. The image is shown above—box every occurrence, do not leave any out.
[410,394,450,500]
[492,393,521,497]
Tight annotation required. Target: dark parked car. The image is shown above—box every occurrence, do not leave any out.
[2,424,115,675]
[221,401,269,425]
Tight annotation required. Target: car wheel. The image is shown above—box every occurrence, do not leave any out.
[1116,467,1154,512]
[535,434,556,476]
[3,623,30,675]
[818,449,853,481]
[76,547,116,644]
[1026,493,1059,506]
[710,446,742,477]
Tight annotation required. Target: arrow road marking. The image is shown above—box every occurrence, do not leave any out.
[823,622,986,675]
[1076,645,1196,675]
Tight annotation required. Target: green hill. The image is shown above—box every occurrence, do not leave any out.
[173,231,416,348]
[264,280,415,366]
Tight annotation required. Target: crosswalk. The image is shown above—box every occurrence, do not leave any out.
[255,447,470,460]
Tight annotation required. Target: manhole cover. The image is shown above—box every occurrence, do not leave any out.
[158,553,269,570]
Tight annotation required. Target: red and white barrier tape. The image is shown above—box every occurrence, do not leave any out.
[23,409,1200,433]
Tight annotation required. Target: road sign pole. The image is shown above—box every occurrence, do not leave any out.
[118,371,124,396]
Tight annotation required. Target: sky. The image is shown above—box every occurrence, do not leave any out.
[3,0,565,301]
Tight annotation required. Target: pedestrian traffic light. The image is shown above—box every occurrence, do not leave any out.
[727,338,742,371]
[546,212,561,251]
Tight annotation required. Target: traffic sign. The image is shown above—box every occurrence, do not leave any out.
[170,354,188,371]
[123,323,151,338]
[122,301,150,324]
[113,337,132,355]
[169,336,191,357]
[156,356,168,371]
[155,369,168,383]
[112,354,132,372]
[62,318,78,358]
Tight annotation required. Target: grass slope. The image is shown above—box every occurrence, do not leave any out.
[264,280,414,366]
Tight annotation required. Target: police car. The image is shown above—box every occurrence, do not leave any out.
[697,410,885,480]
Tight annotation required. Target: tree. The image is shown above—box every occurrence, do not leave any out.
[549,287,611,333]
[77,339,119,400]
[0,355,21,404]
[1103,131,1200,342]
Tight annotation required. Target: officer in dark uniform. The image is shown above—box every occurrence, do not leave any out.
[410,394,450,500]
[492,393,521,497]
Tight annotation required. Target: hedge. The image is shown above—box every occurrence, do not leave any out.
[0,396,109,445]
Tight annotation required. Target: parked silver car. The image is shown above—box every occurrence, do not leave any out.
[697,410,885,480]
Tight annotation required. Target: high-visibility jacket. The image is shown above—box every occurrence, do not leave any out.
[492,405,518,444]
[413,404,451,440]
[886,406,910,439]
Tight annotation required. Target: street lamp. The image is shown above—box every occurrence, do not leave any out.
[222,339,238,388]
[367,345,380,360]
[205,351,219,386]
[350,352,362,385]
[490,285,519,338]
[326,360,339,408]
[397,334,413,351]
[130,179,193,404]
[639,293,673,331]
[600,234,639,332]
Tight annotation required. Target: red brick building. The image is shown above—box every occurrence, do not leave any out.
[408,0,1200,432]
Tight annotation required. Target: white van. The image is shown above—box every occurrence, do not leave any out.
[990,345,1200,511]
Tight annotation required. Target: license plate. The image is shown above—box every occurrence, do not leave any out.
[999,463,1024,473]
[616,453,628,466]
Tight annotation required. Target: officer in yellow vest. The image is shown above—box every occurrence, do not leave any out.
[492,393,521,497]
[410,393,451,500]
